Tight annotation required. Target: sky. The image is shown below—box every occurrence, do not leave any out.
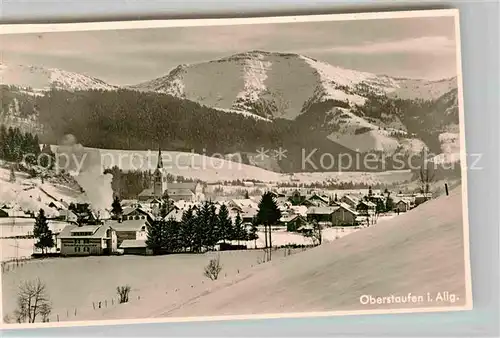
[0,16,458,86]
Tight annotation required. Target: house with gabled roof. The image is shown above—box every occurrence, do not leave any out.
[306,206,340,224]
[107,219,149,246]
[394,198,412,213]
[58,224,117,256]
[356,200,377,216]
[340,194,360,209]
[121,207,154,223]
[332,203,359,226]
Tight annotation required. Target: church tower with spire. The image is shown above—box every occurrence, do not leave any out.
[153,146,167,198]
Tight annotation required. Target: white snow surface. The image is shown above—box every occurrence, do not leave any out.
[2,187,466,322]
[62,146,413,185]
[0,63,117,91]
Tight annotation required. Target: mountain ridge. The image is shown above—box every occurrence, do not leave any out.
[0,52,460,173]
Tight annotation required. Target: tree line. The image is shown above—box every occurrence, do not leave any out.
[0,124,55,168]
[104,165,205,199]
[146,202,258,254]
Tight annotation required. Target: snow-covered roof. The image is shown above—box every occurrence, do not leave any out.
[59,224,112,239]
[119,239,147,249]
[307,206,339,215]
[108,219,148,232]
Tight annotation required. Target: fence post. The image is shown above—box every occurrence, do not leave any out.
[57,314,59,322]
[93,302,95,310]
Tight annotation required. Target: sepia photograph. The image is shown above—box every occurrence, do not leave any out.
[0,9,472,329]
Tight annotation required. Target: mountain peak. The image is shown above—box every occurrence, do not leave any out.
[0,63,117,91]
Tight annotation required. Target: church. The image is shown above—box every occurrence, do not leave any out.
[138,148,204,203]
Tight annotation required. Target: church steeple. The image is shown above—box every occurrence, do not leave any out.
[153,145,166,198]
[157,146,163,169]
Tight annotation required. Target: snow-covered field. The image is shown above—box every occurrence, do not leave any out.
[1,213,396,322]
[1,248,306,323]
[4,186,466,323]
[0,219,68,261]
[52,145,414,185]
[158,186,466,318]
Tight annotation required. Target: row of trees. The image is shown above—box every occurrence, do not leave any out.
[0,125,39,163]
[0,124,55,168]
[146,202,258,254]
[104,166,204,199]
[2,87,440,173]
[146,192,283,261]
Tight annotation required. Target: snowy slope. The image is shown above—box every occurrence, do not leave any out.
[53,186,467,322]
[158,186,468,317]
[0,165,83,218]
[134,51,458,120]
[52,146,412,185]
[0,63,117,91]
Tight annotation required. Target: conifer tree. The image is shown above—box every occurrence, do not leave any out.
[233,212,245,245]
[256,192,282,261]
[111,196,123,219]
[146,220,163,254]
[385,196,394,212]
[217,204,232,243]
[248,219,259,249]
[180,206,196,251]
[33,209,54,255]
[205,203,219,250]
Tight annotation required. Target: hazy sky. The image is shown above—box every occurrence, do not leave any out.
[0,16,457,86]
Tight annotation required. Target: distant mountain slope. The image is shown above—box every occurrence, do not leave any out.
[133,50,457,120]
[0,52,460,173]
[0,63,118,91]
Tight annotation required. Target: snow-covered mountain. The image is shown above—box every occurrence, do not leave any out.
[131,51,458,157]
[0,63,118,92]
[0,52,460,169]
[132,50,457,119]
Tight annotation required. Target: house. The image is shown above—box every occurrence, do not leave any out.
[340,195,360,209]
[240,207,258,224]
[164,208,184,222]
[415,193,432,206]
[119,239,150,255]
[332,204,359,226]
[306,206,339,224]
[108,219,148,246]
[287,190,307,206]
[306,194,329,207]
[121,207,154,223]
[356,200,377,216]
[280,214,307,232]
[59,210,78,223]
[48,201,65,211]
[228,199,258,212]
[167,182,204,202]
[138,188,157,202]
[58,224,117,256]
[394,198,412,213]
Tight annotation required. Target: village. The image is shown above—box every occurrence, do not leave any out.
[0,149,433,263]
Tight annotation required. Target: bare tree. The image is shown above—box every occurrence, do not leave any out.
[302,220,323,246]
[204,255,223,281]
[116,285,131,304]
[418,148,435,194]
[13,279,52,323]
